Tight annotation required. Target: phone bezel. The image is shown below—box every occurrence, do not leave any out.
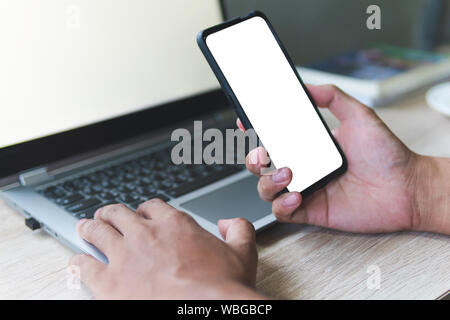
[197,10,347,198]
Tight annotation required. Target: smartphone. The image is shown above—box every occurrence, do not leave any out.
[197,11,346,197]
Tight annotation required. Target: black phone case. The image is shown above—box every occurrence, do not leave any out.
[197,11,347,198]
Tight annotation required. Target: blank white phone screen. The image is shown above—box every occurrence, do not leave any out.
[206,16,343,192]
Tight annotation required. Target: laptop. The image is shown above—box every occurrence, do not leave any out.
[0,0,274,263]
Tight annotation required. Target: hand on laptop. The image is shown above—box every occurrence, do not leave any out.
[240,84,450,235]
[69,199,263,299]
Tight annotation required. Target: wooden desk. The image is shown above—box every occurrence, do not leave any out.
[0,88,449,299]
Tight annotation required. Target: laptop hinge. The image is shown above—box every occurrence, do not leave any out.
[19,167,50,186]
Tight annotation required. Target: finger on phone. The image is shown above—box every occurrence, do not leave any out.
[272,192,302,222]
[305,84,367,122]
[236,118,246,132]
[245,147,270,177]
[257,167,292,201]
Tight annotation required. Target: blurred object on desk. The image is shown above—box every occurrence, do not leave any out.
[224,0,450,65]
[297,45,450,107]
[426,82,450,117]
[225,0,450,107]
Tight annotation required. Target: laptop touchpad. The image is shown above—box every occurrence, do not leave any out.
[180,175,272,223]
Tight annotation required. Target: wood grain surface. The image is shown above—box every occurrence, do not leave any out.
[1,87,449,299]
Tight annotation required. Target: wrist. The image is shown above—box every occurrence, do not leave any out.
[410,154,450,234]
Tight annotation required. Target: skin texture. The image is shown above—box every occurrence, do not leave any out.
[71,84,449,299]
[70,200,264,299]
[240,84,450,234]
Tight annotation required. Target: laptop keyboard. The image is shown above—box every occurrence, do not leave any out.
[39,144,245,220]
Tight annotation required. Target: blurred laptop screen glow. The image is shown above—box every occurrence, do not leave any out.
[0,0,222,148]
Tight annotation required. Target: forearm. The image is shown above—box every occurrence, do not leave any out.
[412,155,450,235]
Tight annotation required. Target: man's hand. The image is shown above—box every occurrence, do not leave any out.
[69,199,264,299]
[241,84,450,234]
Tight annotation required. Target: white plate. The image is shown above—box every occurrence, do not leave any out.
[426,82,450,117]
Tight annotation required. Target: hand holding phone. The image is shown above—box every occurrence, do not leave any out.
[197,11,346,197]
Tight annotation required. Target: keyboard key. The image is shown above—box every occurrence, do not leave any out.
[44,186,57,193]
[99,191,115,200]
[104,169,116,177]
[160,179,176,190]
[76,201,117,219]
[117,193,141,204]
[67,198,102,213]
[168,165,242,197]
[140,167,152,175]
[122,173,136,182]
[136,186,157,196]
[100,180,113,188]
[110,178,121,186]
[154,172,167,181]
[41,138,245,215]
[87,175,99,184]
[175,173,192,183]
[62,181,77,192]
[56,193,84,206]
[151,180,161,189]
[117,185,133,193]
[136,177,152,187]
[82,185,102,195]
[109,189,120,197]
[44,186,66,199]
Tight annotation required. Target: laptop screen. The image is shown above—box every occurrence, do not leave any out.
[0,0,222,149]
